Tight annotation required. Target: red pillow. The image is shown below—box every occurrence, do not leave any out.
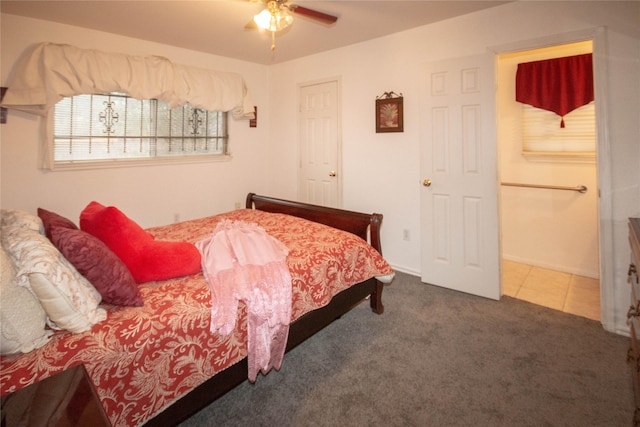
[79,202,201,283]
[50,226,143,306]
[38,208,78,240]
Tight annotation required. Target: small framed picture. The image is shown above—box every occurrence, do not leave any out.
[375,96,403,133]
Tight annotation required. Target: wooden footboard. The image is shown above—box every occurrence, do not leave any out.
[144,194,386,426]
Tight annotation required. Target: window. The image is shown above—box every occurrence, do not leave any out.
[53,93,228,166]
[522,102,596,155]
[515,50,595,159]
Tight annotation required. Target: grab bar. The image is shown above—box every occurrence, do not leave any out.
[501,182,588,193]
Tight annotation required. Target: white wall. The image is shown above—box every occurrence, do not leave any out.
[0,14,270,228]
[266,1,639,333]
[499,42,599,279]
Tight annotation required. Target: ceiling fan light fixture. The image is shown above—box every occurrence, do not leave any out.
[253,5,293,32]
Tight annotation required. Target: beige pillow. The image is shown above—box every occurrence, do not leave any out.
[0,245,52,355]
[1,209,44,234]
[1,225,107,333]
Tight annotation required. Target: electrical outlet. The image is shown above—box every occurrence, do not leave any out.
[234,202,241,210]
[173,213,180,223]
[403,229,410,241]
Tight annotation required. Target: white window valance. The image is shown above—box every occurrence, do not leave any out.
[1,42,254,119]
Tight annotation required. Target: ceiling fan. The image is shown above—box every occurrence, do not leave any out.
[248,0,338,50]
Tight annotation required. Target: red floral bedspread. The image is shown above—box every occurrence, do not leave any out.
[0,209,393,427]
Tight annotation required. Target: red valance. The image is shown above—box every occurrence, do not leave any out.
[516,53,593,127]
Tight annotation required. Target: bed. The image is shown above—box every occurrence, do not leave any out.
[0,193,393,426]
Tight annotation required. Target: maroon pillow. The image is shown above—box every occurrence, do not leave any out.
[38,208,78,240]
[79,201,201,283]
[50,226,143,306]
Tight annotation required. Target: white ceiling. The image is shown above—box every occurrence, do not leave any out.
[0,1,509,65]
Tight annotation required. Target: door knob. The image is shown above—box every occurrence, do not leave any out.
[423,179,432,187]
[329,171,337,177]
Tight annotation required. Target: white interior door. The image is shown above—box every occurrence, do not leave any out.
[298,80,341,208]
[420,54,500,300]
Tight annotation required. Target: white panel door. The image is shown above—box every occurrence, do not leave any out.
[299,80,340,208]
[420,54,500,300]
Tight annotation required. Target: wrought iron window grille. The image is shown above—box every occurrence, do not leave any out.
[53,93,228,163]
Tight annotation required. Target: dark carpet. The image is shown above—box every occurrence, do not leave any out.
[179,272,634,426]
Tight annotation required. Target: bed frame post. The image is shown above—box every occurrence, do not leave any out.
[369,213,385,315]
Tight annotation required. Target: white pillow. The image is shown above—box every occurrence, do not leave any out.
[1,225,107,333]
[0,245,52,355]
[1,208,44,234]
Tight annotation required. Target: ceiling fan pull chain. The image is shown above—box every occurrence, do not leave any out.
[271,32,276,51]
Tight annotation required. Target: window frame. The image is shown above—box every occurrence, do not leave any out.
[50,92,232,170]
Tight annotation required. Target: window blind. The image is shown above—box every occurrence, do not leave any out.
[522,102,596,153]
[54,93,227,163]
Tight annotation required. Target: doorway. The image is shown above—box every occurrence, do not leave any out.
[497,41,600,321]
[297,79,341,208]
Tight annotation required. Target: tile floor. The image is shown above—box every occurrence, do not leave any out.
[502,259,601,321]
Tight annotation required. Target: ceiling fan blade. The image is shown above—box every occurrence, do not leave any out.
[289,5,338,25]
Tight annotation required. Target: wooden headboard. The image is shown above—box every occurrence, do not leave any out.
[246,193,383,255]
